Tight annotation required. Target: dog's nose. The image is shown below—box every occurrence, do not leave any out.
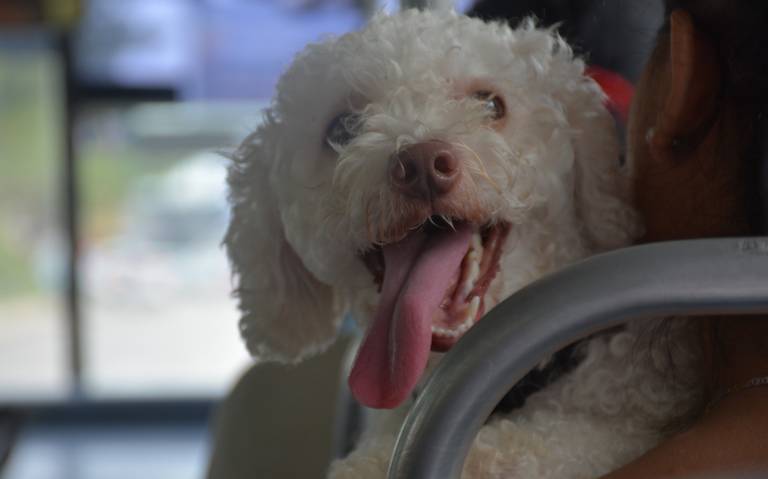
[390,141,461,200]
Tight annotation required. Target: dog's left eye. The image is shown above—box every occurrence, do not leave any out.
[473,91,506,121]
[325,113,360,148]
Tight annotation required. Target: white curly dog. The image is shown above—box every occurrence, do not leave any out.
[225,9,702,478]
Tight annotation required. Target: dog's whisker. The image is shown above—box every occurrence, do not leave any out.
[453,141,502,193]
[395,135,412,153]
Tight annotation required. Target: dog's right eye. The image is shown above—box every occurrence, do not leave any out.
[473,90,506,121]
[325,113,360,148]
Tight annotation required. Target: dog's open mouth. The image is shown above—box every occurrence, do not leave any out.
[350,217,510,409]
[362,218,510,351]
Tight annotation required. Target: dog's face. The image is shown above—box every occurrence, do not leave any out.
[226,11,639,409]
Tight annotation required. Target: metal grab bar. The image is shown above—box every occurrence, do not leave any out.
[388,238,768,479]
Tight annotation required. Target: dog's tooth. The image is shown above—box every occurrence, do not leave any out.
[471,232,483,252]
[433,325,461,338]
[434,326,464,338]
[432,326,449,337]
[459,255,481,299]
[465,296,481,323]
[432,296,482,339]
[468,258,480,284]
[456,233,484,300]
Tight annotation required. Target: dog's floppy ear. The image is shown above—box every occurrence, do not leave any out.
[224,125,339,364]
[569,88,642,251]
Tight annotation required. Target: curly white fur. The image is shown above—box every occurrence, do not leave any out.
[223,9,692,479]
[329,321,702,479]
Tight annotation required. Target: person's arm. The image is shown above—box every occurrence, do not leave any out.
[601,318,768,479]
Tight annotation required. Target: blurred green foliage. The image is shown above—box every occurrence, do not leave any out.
[0,48,189,298]
[79,140,183,239]
[0,47,60,298]
[0,45,246,300]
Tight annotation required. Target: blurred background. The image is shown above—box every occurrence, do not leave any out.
[0,0,387,478]
[0,0,658,478]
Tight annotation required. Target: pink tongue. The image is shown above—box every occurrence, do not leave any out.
[349,224,472,408]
